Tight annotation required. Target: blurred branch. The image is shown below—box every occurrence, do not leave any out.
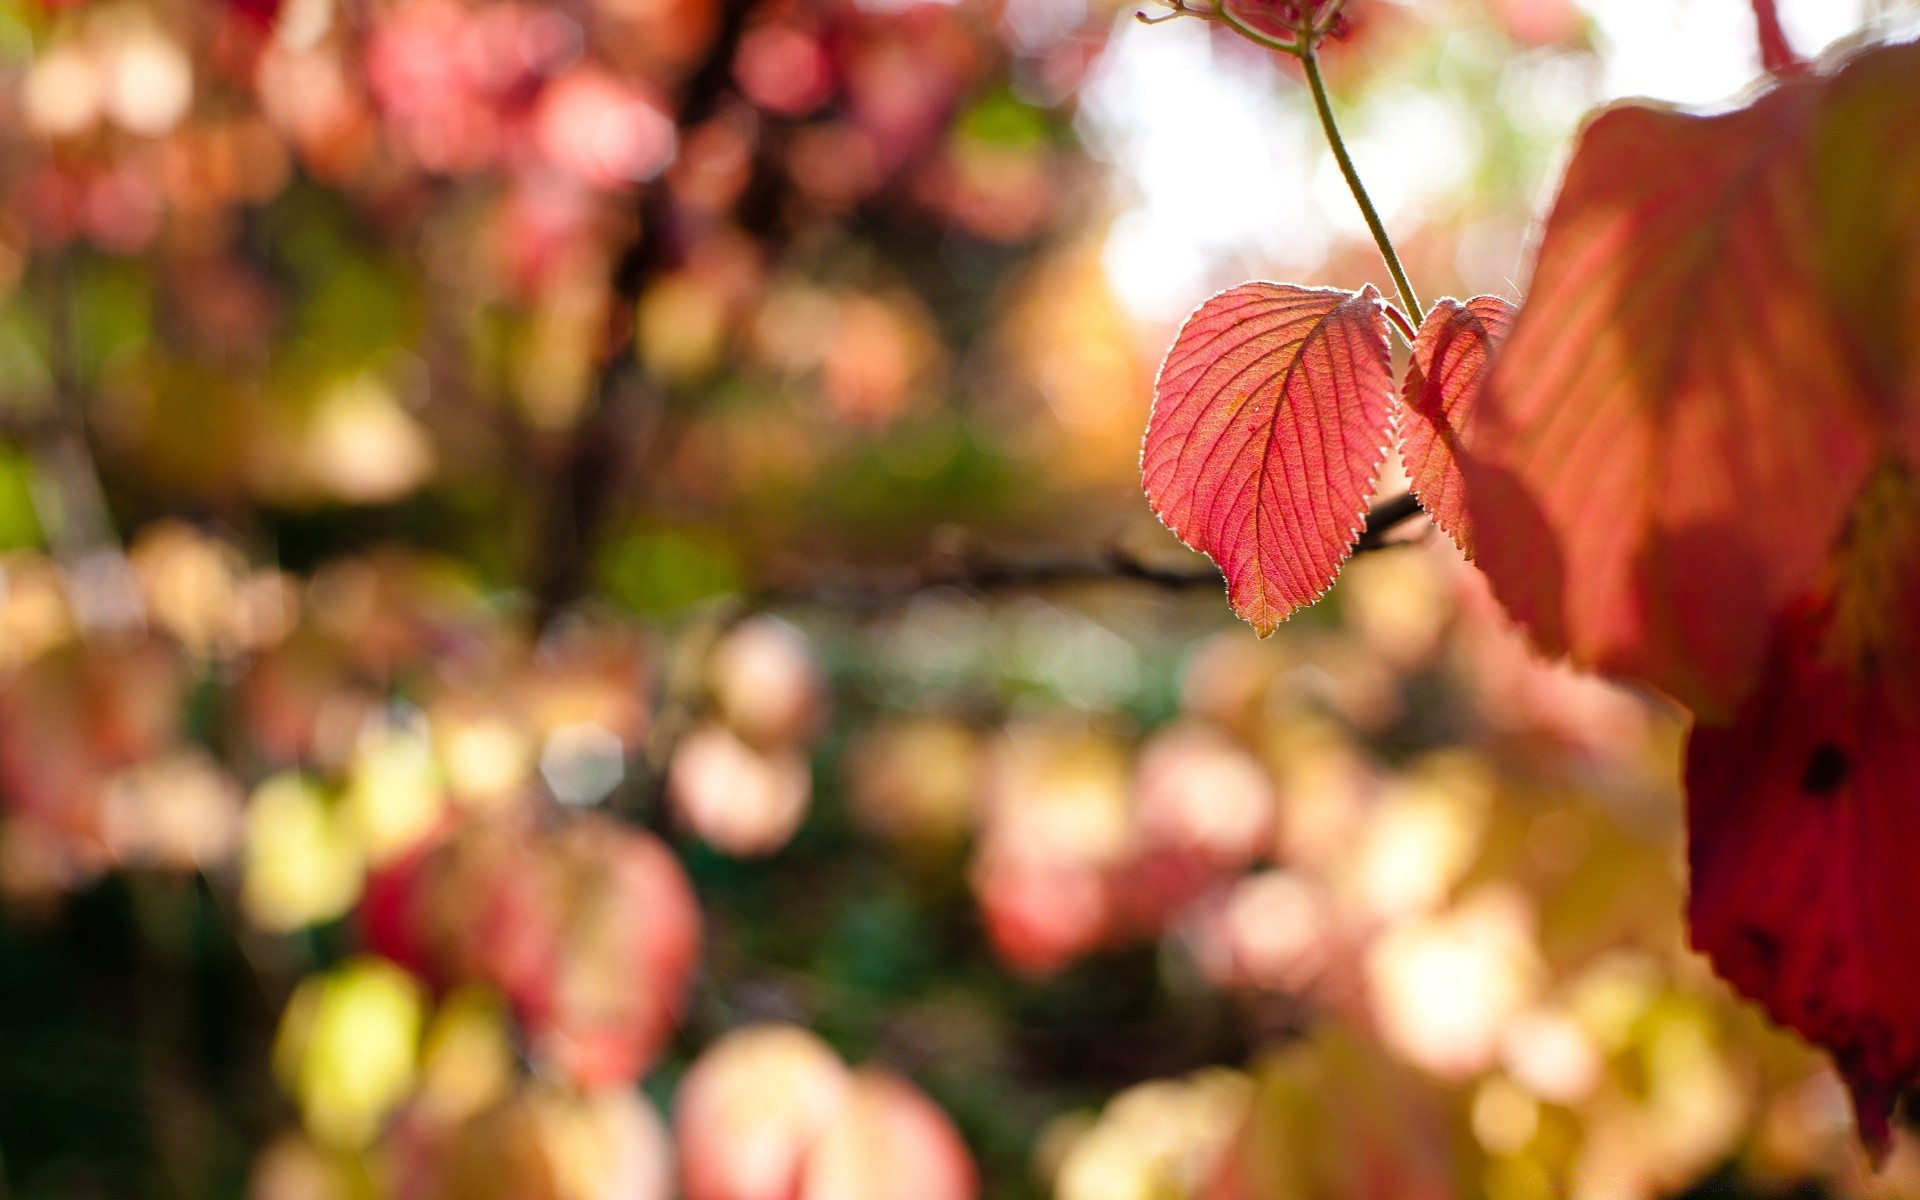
[618,493,1427,817]
[30,256,146,637]
[530,0,758,621]
[754,490,1429,611]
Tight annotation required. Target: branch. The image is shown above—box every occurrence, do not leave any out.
[754,490,1429,611]
[531,0,757,622]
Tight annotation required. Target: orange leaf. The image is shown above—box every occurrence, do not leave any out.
[1142,283,1394,635]
[1463,70,1898,718]
[1398,295,1514,557]
[1811,41,1920,470]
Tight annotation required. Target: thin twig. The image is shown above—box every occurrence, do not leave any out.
[753,489,1429,612]
[1749,0,1802,74]
[1301,47,1422,322]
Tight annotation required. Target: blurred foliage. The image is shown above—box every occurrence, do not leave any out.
[0,0,1914,1197]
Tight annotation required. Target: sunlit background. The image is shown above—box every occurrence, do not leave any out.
[0,0,1917,1197]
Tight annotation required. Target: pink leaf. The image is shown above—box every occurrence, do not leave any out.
[1142,283,1394,635]
[1399,295,1515,556]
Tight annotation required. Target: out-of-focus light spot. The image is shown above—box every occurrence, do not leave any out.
[438,713,532,809]
[63,549,146,636]
[1346,754,1492,920]
[1567,950,1661,1052]
[799,1070,977,1200]
[1756,1069,1856,1176]
[129,521,244,657]
[1367,886,1543,1078]
[273,958,423,1150]
[1264,714,1379,870]
[1081,16,1324,321]
[1003,0,1087,55]
[674,1025,852,1200]
[98,750,243,871]
[103,30,192,135]
[983,724,1134,868]
[1576,0,1870,106]
[1053,1070,1252,1200]
[734,25,834,117]
[851,0,958,12]
[0,554,75,669]
[541,720,628,806]
[1179,631,1285,728]
[344,724,445,863]
[531,1086,675,1200]
[1501,1008,1603,1104]
[242,772,364,932]
[536,68,677,187]
[822,295,937,427]
[517,9,583,76]
[1320,89,1479,236]
[845,716,981,850]
[413,987,516,1128]
[1471,1075,1541,1155]
[970,852,1112,975]
[1213,869,1331,992]
[1573,999,1747,1192]
[1337,547,1455,667]
[234,570,301,651]
[274,0,334,51]
[299,375,435,505]
[709,616,824,745]
[1133,722,1274,869]
[668,723,810,855]
[248,1134,370,1200]
[638,272,731,384]
[1490,0,1585,46]
[24,46,102,138]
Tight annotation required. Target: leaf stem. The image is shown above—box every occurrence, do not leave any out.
[1300,48,1422,323]
[1748,0,1801,74]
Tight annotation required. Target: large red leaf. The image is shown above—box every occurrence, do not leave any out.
[1398,295,1514,557]
[1142,283,1394,635]
[1688,613,1920,1150]
[1688,465,1920,1149]
[1464,75,1883,718]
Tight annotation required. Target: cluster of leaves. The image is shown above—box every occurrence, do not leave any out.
[1141,1,1920,1153]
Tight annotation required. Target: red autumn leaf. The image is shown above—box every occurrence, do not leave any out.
[1687,612,1920,1150]
[1398,295,1514,557]
[1688,466,1920,1150]
[1463,77,1883,718]
[1142,282,1394,635]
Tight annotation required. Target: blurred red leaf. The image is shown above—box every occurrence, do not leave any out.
[1142,283,1393,635]
[1466,40,1920,719]
[1467,90,1874,715]
[1688,464,1920,1149]
[1687,611,1920,1150]
[1398,294,1513,556]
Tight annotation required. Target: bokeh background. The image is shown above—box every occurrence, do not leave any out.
[1,0,1917,1196]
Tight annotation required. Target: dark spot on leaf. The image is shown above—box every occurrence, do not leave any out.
[1801,742,1850,797]
[1741,925,1781,976]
